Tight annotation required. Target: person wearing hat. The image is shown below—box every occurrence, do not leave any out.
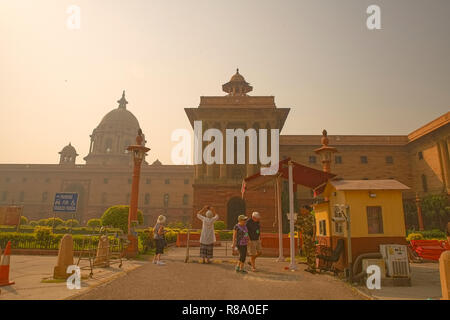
[197,205,219,264]
[232,214,250,273]
[246,211,263,272]
[153,215,167,265]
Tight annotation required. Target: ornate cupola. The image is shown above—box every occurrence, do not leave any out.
[222,68,253,96]
[59,143,78,165]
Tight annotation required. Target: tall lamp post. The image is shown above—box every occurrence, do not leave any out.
[126,129,150,258]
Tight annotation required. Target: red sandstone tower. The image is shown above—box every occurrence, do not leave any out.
[185,70,290,230]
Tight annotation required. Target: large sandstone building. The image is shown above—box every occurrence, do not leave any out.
[0,71,448,228]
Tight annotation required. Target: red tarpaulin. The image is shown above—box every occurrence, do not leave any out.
[242,158,336,197]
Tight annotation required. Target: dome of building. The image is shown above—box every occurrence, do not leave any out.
[222,68,253,96]
[97,91,140,131]
[59,142,78,155]
[84,91,145,166]
[230,69,246,82]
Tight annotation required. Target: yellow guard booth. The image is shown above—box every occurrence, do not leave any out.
[314,179,410,271]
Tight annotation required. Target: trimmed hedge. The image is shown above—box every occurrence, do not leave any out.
[406,229,446,240]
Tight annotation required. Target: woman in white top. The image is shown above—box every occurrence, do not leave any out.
[197,205,219,264]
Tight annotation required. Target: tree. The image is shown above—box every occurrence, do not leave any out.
[421,194,449,230]
[87,218,102,229]
[101,205,143,233]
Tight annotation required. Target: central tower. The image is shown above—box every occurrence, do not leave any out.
[185,70,290,229]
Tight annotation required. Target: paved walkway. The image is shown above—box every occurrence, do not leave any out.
[0,255,144,300]
[73,248,364,300]
[357,262,442,300]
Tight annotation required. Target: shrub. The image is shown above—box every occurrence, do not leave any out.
[406,233,423,241]
[214,220,226,230]
[167,221,189,229]
[29,220,38,226]
[47,217,64,227]
[101,205,143,233]
[87,218,102,229]
[20,216,29,225]
[65,219,80,227]
[38,218,49,226]
[34,226,53,247]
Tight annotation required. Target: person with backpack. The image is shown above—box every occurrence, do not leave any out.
[232,214,250,273]
[153,215,167,265]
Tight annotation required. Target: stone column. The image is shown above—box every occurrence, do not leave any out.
[438,140,450,191]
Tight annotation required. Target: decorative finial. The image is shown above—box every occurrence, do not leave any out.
[321,129,329,146]
[236,68,239,74]
[117,90,128,109]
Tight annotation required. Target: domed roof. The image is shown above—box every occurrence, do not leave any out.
[59,143,78,155]
[222,68,253,96]
[99,108,140,129]
[230,69,246,82]
[97,91,140,130]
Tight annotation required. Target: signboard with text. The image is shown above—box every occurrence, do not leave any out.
[53,193,78,213]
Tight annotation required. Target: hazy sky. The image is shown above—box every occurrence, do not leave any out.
[1,0,449,165]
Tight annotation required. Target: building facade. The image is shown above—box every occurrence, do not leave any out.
[0,71,448,228]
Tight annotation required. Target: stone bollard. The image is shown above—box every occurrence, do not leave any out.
[53,234,74,279]
[440,250,450,300]
[94,235,110,267]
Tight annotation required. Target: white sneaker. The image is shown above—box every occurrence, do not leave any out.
[157,261,166,265]
[153,260,157,264]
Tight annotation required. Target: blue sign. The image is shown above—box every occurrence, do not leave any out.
[53,193,78,213]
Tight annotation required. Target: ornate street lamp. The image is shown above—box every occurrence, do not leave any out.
[126,128,150,258]
[314,129,337,173]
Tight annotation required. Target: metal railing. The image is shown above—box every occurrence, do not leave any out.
[183,228,235,263]
[76,232,124,277]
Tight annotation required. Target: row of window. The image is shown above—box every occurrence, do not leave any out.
[102,193,189,206]
[307,155,395,165]
[103,178,190,185]
[1,191,190,206]
[2,177,52,183]
[1,177,191,185]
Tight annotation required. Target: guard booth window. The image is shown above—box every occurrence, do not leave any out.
[319,220,327,236]
[367,206,383,234]
[333,207,344,234]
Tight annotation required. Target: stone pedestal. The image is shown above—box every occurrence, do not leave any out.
[94,235,110,267]
[53,234,74,279]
